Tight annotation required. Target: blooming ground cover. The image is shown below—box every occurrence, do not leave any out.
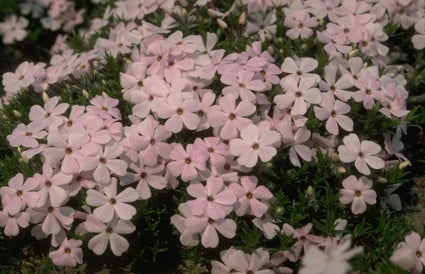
[0,0,425,273]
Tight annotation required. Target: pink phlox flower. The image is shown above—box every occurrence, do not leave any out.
[256,63,281,85]
[87,95,121,120]
[275,75,321,116]
[162,52,195,83]
[65,172,97,197]
[320,65,353,102]
[379,95,409,119]
[197,50,238,80]
[0,173,39,214]
[313,92,353,135]
[134,117,172,165]
[49,237,83,267]
[167,143,209,182]
[156,91,202,133]
[86,178,138,222]
[316,29,353,54]
[86,214,136,256]
[229,176,273,217]
[281,57,321,84]
[170,202,200,247]
[383,132,410,164]
[93,142,128,185]
[339,175,377,214]
[81,117,112,154]
[194,137,230,168]
[299,236,363,274]
[386,0,419,29]
[2,61,37,94]
[0,195,30,237]
[282,223,325,262]
[277,120,313,167]
[359,23,389,57]
[212,247,274,274]
[352,73,384,110]
[337,133,385,175]
[63,105,89,132]
[187,32,218,66]
[339,56,366,84]
[123,0,157,20]
[29,96,68,129]
[0,15,28,44]
[306,0,341,20]
[167,30,195,56]
[131,75,170,119]
[221,70,267,102]
[63,8,84,32]
[284,8,318,40]
[245,12,277,42]
[185,214,236,248]
[195,91,217,131]
[391,232,425,273]
[120,61,148,100]
[43,130,97,175]
[326,16,364,44]
[30,163,72,207]
[29,202,74,236]
[245,41,275,63]
[121,156,167,200]
[7,122,47,148]
[252,212,280,240]
[95,34,131,58]
[231,52,267,72]
[207,94,256,140]
[187,177,236,220]
[412,18,425,50]
[229,124,281,168]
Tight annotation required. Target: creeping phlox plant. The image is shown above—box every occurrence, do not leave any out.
[0,0,424,273]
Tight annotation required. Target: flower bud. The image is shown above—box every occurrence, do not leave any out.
[399,161,409,169]
[306,186,313,196]
[337,167,346,174]
[208,9,219,18]
[377,177,387,183]
[217,18,228,29]
[275,206,284,215]
[239,12,246,25]
[42,91,49,103]
[82,89,89,98]
[102,92,108,98]
[13,110,22,118]
[181,8,187,17]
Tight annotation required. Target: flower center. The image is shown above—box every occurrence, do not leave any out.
[185,158,192,164]
[298,23,304,28]
[331,111,336,117]
[295,91,302,97]
[65,248,71,254]
[48,206,54,213]
[109,198,116,204]
[45,181,52,187]
[296,71,302,76]
[150,139,155,145]
[330,85,336,92]
[207,196,214,201]
[252,143,259,150]
[208,218,214,224]
[19,75,24,80]
[260,70,266,76]
[102,106,108,112]
[100,157,107,164]
[138,81,143,87]
[224,163,231,170]
[106,227,113,234]
[417,251,422,257]
[176,108,183,115]
[197,110,204,117]
[141,172,147,179]
[45,112,51,118]
[365,89,372,95]
[229,113,236,120]
[343,28,349,34]
[239,83,246,88]
[362,41,368,47]
[26,132,32,136]
[66,147,73,154]
[67,120,73,127]
[355,190,362,197]
[16,190,23,196]
[359,152,364,158]
[246,192,253,199]
[148,95,153,102]
[208,147,214,153]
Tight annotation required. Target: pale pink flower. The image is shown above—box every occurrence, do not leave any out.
[185,215,236,248]
[0,15,28,44]
[339,175,377,215]
[281,57,321,83]
[30,163,72,207]
[207,94,256,140]
[284,9,318,40]
[193,137,230,168]
[277,121,313,167]
[167,143,208,182]
[337,133,385,175]
[320,65,353,102]
[282,223,325,262]
[313,92,353,135]
[2,61,36,94]
[170,202,200,247]
[87,95,121,120]
[252,213,280,240]
[187,177,236,220]
[0,173,39,214]
[86,215,135,256]
[391,232,425,273]
[229,176,273,217]
[49,238,83,267]
[29,203,74,236]
[229,124,281,168]
[120,61,148,99]
[245,12,277,42]
[122,156,167,200]
[300,237,363,274]
[412,18,425,50]
[274,77,321,116]
[221,70,266,102]
[156,91,201,133]
[0,197,30,237]
[92,143,128,185]
[326,17,364,44]
[86,179,138,222]
[212,247,274,274]
[29,96,68,129]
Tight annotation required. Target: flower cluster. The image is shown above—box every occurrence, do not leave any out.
[0,0,424,272]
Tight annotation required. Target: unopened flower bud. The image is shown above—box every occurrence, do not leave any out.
[267,46,274,54]
[275,206,284,215]
[348,49,359,58]
[318,19,325,26]
[13,110,22,118]
[208,9,219,18]
[239,12,246,25]
[399,161,409,169]
[331,152,339,162]
[337,167,346,174]
[377,177,387,183]
[306,186,313,196]
[181,8,187,17]
[82,89,89,98]
[102,92,108,98]
[42,91,49,103]
[217,18,228,29]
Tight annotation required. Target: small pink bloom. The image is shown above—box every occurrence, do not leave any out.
[49,238,83,267]
[0,173,39,214]
[339,175,377,215]
[167,143,208,182]
[87,95,121,120]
